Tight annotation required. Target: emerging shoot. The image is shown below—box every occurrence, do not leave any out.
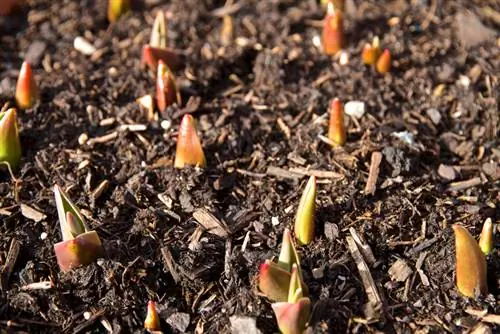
[144,300,161,331]
[15,61,39,110]
[452,224,487,298]
[328,98,346,146]
[294,176,316,245]
[478,218,494,256]
[362,36,381,66]
[107,0,130,23]
[136,94,156,122]
[271,265,311,334]
[53,185,104,272]
[258,229,307,302]
[150,11,167,49]
[174,114,206,169]
[156,60,181,113]
[322,2,344,56]
[0,108,22,170]
[376,49,391,74]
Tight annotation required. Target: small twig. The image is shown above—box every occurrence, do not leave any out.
[193,208,229,237]
[161,247,181,283]
[447,177,482,192]
[364,151,382,196]
[288,167,344,179]
[1,239,20,292]
[465,308,500,325]
[86,132,118,145]
[346,236,384,323]
[276,117,291,139]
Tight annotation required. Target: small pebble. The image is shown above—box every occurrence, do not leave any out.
[40,232,47,240]
[74,37,96,56]
[344,101,366,119]
[438,164,457,181]
[312,267,324,279]
[271,216,279,226]
[161,120,171,130]
[78,133,88,145]
[426,108,442,125]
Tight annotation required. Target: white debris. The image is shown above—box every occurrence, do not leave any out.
[271,216,280,226]
[392,131,416,146]
[457,75,470,89]
[73,37,96,56]
[344,101,366,119]
[339,50,349,65]
[312,35,322,51]
[40,232,48,240]
[426,108,441,125]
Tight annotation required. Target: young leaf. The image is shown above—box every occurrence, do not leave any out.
[0,108,22,170]
[294,176,316,245]
[144,300,161,331]
[141,45,181,72]
[174,114,206,169]
[452,224,488,298]
[271,297,311,334]
[54,231,104,272]
[322,2,344,55]
[328,98,346,146]
[258,260,291,302]
[53,185,104,272]
[53,185,87,241]
[156,60,181,113]
[15,61,39,110]
[278,229,301,273]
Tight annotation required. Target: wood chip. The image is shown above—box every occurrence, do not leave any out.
[447,177,482,192]
[161,246,181,283]
[266,166,303,180]
[346,236,384,322]
[91,180,109,201]
[193,208,229,238]
[438,164,458,181]
[364,151,382,196]
[388,259,413,282]
[188,227,203,251]
[276,117,291,139]
[288,167,344,179]
[86,132,118,145]
[20,203,46,222]
[349,228,376,265]
[1,239,20,292]
[465,308,500,325]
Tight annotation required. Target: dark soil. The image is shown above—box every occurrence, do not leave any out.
[0,0,499,333]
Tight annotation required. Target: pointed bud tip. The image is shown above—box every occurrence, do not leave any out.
[0,107,22,169]
[328,98,346,146]
[174,114,206,169]
[452,224,488,298]
[144,300,161,331]
[294,176,316,245]
[376,49,391,74]
[478,218,494,256]
[15,60,39,109]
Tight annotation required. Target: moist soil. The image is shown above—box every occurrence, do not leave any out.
[0,0,499,333]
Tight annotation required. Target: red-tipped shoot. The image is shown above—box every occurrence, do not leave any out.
[0,0,23,16]
[322,2,344,56]
[107,0,130,23]
[156,60,181,113]
[271,296,311,334]
[15,61,39,109]
[362,36,381,66]
[294,176,316,245]
[141,45,181,72]
[328,98,346,146]
[452,224,488,298]
[376,49,391,74]
[174,114,206,169]
[144,300,161,331]
[53,185,104,272]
